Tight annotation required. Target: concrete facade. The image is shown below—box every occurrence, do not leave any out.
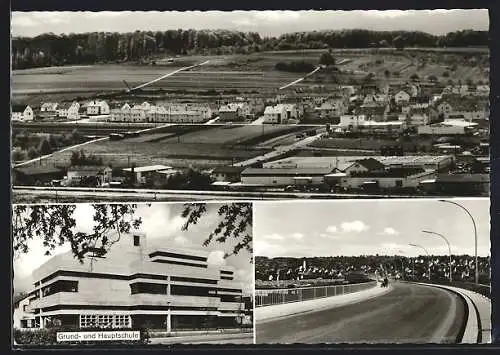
[19,233,245,331]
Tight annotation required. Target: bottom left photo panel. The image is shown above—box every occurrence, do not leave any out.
[12,202,254,347]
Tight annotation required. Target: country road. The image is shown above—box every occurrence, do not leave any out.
[256,282,466,344]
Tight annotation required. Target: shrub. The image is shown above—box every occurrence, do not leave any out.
[14,326,150,346]
[275,61,315,73]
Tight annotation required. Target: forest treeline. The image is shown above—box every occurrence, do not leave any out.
[12,29,488,69]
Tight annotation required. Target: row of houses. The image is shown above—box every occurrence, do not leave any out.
[11,100,108,122]
[109,102,214,123]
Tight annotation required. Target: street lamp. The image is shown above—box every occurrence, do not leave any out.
[438,199,478,284]
[422,230,453,283]
[409,243,431,281]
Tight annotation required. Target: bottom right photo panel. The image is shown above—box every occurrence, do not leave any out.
[253,198,490,344]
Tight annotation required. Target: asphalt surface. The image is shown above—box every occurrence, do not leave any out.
[149,333,253,344]
[256,282,466,344]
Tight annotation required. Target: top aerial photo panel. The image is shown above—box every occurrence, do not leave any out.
[10,9,490,203]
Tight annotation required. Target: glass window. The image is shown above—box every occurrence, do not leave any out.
[134,235,140,246]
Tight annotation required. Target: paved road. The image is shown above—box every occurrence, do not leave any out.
[234,131,325,167]
[256,283,466,344]
[149,333,253,344]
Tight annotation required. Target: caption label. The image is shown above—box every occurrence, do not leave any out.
[56,331,141,342]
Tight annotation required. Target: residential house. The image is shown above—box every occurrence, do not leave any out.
[11,105,34,122]
[218,104,243,122]
[339,115,368,130]
[40,102,58,112]
[263,105,287,124]
[211,166,246,183]
[86,100,110,116]
[394,90,411,105]
[56,101,80,120]
[408,96,431,110]
[122,165,173,185]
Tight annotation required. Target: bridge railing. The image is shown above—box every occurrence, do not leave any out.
[255,281,378,307]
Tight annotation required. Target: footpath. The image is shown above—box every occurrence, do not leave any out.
[256,283,392,324]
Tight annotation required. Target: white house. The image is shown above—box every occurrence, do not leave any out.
[408,111,430,126]
[40,102,58,112]
[11,105,34,122]
[339,115,368,130]
[394,90,411,104]
[13,295,35,329]
[263,105,287,124]
[57,101,80,120]
[86,100,110,116]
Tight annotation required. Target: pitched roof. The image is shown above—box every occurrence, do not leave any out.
[436,174,489,183]
[212,166,246,174]
[353,158,385,171]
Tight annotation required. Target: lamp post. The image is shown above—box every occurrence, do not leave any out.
[409,243,431,281]
[438,199,478,284]
[422,230,453,283]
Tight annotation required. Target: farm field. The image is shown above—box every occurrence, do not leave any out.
[16,125,304,170]
[12,48,489,105]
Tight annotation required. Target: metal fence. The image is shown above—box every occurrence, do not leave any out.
[255,281,378,307]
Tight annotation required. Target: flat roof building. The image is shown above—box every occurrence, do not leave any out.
[21,233,246,331]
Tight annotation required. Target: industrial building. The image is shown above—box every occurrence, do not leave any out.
[17,233,246,331]
[240,167,333,187]
[263,155,455,172]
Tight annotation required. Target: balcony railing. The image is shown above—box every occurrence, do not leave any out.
[255,281,377,307]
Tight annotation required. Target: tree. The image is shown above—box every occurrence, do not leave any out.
[12,203,253,264]
[410,73,420,82]
[181,203,252,261]
[393,36,405,51]
[442,71,450,78]
[38,138,53,155]
[12,204,143,263]
[12,147,26,162]
[428,75,438,83]
[27,147,38,159]
[384,69,391,79]
[319,51,335,66]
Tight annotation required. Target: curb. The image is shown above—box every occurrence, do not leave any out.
[410,282,480,344]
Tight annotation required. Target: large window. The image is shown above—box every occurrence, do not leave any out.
[41,280,78,297]
[171,285,217,297]
[130,282,167,295]
[80,314,131,329]
[220,295,242,303]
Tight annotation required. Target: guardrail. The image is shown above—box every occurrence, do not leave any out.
[255,281,378,307]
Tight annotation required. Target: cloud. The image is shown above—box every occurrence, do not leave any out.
[207,250,226,266]
[291,233,304,240]
[11,15,38,28]
[255,239,285,257]
[253,11,301,22]
[382,227,399,236]
[340,220,370,233]
[261,233,284,241]
[326,225,338,233]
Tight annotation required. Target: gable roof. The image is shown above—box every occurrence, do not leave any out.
[352,158,386,171]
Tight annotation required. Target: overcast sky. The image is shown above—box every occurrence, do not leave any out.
[13,203,253,295]
[254,198,490,259]
[11,9,489,38]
